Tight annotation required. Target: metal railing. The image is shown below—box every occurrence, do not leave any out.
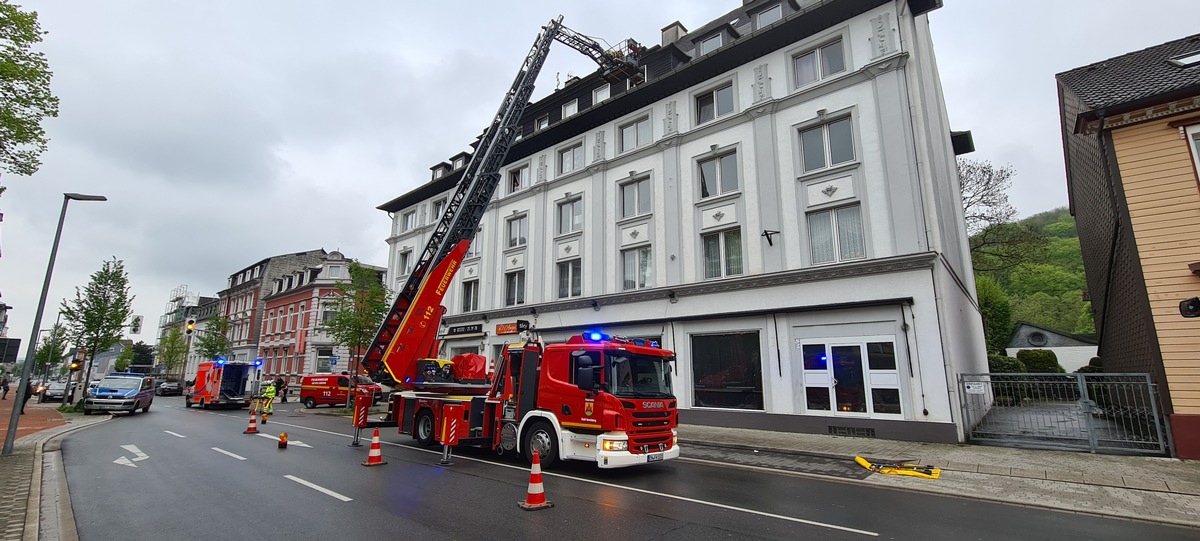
[958,373,1167,456]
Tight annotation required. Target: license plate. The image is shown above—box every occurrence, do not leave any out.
[647,452,663,462]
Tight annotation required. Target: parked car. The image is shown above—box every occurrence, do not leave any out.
[39,381,76,403]
[155,382,183,396]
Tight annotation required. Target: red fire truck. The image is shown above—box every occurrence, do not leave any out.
[355,18,677,468]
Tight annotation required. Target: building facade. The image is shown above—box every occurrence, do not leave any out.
[216,249,328,364]
[378,0,984,443]
[1057,34,1200,458]
[258,251,386,387]
[1005,322,1097,373]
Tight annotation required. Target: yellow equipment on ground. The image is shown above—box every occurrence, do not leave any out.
[855,456,941,479]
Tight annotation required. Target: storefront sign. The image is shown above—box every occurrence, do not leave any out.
[447,324,483,336]
[496,323,520,335]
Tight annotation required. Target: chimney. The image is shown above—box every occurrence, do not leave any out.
[661,21,688,46]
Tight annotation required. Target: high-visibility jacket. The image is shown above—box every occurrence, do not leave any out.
[261,385,276,399]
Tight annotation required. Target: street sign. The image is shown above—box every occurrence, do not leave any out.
[964,382,986,395]
[329,355,339,366]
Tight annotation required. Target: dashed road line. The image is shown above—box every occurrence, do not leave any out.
[164,431,185,438]
[285,475,352,501]
[211,447,246,461]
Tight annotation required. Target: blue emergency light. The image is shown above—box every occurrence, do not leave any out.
[585,331,607,341]
[253,358,263,367]
[215,357,226,366]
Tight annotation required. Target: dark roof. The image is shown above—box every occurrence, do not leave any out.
[1056,33,1200,113]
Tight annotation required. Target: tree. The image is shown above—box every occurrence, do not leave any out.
[322,261,390,388]
[59,258,135,386]
[131,341,154,366]
[958,158,1017,235]
[969,222,1048,275]
[1010,292,1085,334]
[33,323,68,379]
[0,1,60,176]
[193,315,231,362]
[113,344,133,372]
[156,328,188,380]
[975,275,1012,354]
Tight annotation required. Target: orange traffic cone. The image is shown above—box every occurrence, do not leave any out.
[518,450,553,510]
[278,432,288,449]
[243,413,258,434]
[361,427,387,467]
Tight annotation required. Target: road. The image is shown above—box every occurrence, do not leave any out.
[61,398,1198,540]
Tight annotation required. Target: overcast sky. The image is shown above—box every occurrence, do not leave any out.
[1,0,1196,358]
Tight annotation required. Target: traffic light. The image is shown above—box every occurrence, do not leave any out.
[186,319,196,335]
[130,315,143,334]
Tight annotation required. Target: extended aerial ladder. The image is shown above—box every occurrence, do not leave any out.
[362,17,643,388]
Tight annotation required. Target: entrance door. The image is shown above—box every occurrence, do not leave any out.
[830,345,866,413]
[796,337,902,417]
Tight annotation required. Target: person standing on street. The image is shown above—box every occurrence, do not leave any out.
[1,375,9,399]
[259,381,276,423]
[20,379,35,414]
[274,376,288,403]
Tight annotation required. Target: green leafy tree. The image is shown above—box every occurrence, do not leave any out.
[0,1,60,176]
[969,222,1049,275]
[33,323,68,378]
[975,274,1012,354]
[131,341,154,366]
[113,344,133,372]
[1010,291,1085,334]
[193,315,231,361]
[1075,302,1095,334]
[156,328,188,379]
[1006,264,1086,298]
[322,261,390,387]
[60,258,135,386]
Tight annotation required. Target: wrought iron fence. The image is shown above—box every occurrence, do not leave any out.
[958,373,1167,456]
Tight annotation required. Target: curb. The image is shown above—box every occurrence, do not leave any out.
[21,414,112,541]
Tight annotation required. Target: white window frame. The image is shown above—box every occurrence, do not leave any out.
[799,117,856,174]
[430,198,447,223]
[702,228,744,279]
[558,141,585,175]
[621,246,653,291]
[466,226,482,258]
[557,197,583,235]
[792,39,846,89]
[698,152,739,198]
[562,99,578,118]
[799,336,903,418]
[695,82,734,124]
[402,211,417,232]
[536,115,550,131]
[593,84,610,104]
[618,115,652,153]
[507,214,528,249]
[453,157,465,169]
[461,280,479,313]
[556,259,583,299]
[398,250,413,276]
[620,176,653,219]
[1187,124,1200,178]
[756,4,783,28]
[508,165,530,194]
[433,169,443,179]
[807,203,866,265]
[504,270,526,306]
[699,34,722,55]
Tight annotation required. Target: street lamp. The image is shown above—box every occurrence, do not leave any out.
[3,193,107,456]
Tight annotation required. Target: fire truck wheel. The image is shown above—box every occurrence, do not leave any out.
[524,421,558,468]
[184,399,192,408]
[415,410,435,447]
[303,397,316,409]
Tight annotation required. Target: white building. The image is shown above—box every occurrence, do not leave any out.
[377,0,985,443]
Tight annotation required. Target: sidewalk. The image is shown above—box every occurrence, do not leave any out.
[0,400,108,541]
[679,424,1200,528]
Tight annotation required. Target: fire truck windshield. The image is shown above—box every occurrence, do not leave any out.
[606,352,674,398]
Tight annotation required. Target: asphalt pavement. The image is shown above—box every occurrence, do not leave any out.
[4,398,1200,540]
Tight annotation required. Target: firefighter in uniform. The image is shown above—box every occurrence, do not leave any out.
[260,381,277,424]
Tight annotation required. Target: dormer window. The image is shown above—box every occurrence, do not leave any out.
[434,168,444,179]
[593,84,610,104]
[699,34,722,55]
[453,157,464,169]
[562,99,578,118]
[536,115,550,131]
[756,4,782,28]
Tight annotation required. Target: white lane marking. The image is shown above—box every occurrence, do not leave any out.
[122,444,149,462]
[211,447,247,461]
[256,433,311,447]
[114,456,135,468]
[260,422,875,536]
[164,431,186,438]
[284,475,353,502]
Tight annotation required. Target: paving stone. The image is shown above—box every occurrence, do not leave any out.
[1122,476,1170,491]
[975,464,1011,475]
[1010,467,1047,479]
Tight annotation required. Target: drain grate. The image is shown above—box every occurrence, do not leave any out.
[828,426,876,438]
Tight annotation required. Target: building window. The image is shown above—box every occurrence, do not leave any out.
[794,40,846,88]
[802,339,900,415]
[562,99,578,118]
[808,204,866,264]
[692,332,763,410]
[558,197,583,235]
[461,280,479,312]
[559,142,585,175]
[433,168,443,179]
[557,259,582,299]
[536,115,549,131]
[699,152,738,198]
[800,117,855,173]
[620,177,652,218]
[321,307,335,323]
[507,215,528,248]
[430,198,447,222]
[505,270,525,306]
[756,4,782,28]
[621,246,653,290]
[699,34,722,56]
[696,83,734,124]
[466,226,482,258]
[619,116,652,153]
[453,157,465,169]
[402,211,417,232]
[508,165,529,194]
[398,251,413,275]
[1188,125,1200,177]
[593,84,610,104]
[703,228,743,278]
